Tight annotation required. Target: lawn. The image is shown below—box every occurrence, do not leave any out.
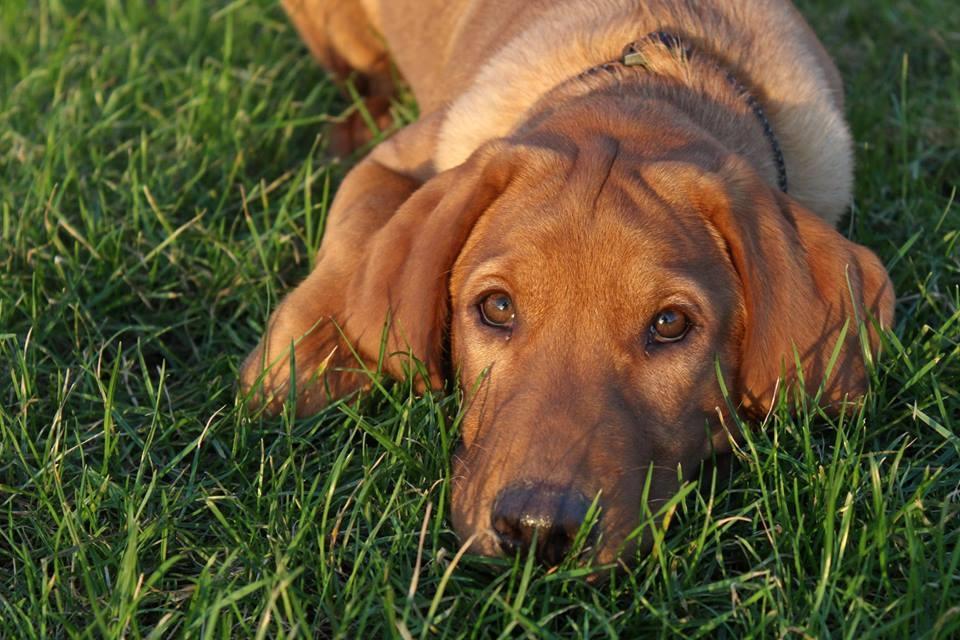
[1,0,957,637]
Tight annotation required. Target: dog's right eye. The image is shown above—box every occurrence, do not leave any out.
[479,292,515,329]
[648,308,691,344]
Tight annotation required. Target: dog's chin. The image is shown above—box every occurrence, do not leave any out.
[451,523,641,577]
[451,505,644,572]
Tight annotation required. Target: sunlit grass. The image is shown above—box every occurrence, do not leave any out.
[1,0,957,637]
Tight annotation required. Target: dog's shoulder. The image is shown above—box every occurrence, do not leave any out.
[426,0,852,223]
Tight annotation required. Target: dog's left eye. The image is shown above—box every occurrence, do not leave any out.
[649,308,690,344]
[479,292,515,328]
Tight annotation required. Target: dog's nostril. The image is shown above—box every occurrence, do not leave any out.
[491,484,595,566]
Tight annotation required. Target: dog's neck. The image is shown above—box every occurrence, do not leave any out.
[618,33,787,192]
[514,33,788,192]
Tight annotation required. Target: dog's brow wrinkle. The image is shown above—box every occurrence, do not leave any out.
[589,138,621,219]
[618,464,678,475]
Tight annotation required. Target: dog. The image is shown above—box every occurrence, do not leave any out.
[241,0,895,566]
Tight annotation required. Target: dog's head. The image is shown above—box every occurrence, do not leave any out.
[241,109,894,566]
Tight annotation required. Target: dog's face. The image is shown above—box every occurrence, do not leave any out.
[242,121,894,567]
[447,141,745,562]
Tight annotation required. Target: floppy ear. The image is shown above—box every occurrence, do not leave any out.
[699,157,895,416]
[241,141,518,416]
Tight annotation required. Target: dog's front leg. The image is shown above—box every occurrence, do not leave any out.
[241,113,445,416]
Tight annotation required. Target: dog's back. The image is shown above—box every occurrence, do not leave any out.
[359,0,851,221]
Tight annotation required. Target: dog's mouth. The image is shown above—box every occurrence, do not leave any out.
[449,433,691,569]
[451,473,648,568]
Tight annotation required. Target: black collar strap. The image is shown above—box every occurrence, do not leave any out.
[589,31,789,193]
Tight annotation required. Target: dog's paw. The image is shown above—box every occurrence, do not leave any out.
[239,303,370,417]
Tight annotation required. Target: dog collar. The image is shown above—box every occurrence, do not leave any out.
[586,31,789,193]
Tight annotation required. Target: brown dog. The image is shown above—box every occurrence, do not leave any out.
[242,0,895,566]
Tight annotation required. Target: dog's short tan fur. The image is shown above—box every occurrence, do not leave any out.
[244,0,894,564]
[284,0,851,219]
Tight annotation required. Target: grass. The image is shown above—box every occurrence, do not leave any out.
[0,0,957,637]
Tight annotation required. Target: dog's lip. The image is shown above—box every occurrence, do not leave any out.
[459,527,502,558]
[452,497,634,566]
[457,526,628,575]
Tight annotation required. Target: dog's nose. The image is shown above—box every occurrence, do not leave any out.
[491,484,594,565]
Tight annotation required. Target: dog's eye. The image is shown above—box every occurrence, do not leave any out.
[479,292,515,328]
[649,308,690,343]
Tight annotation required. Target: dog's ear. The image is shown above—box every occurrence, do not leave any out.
[695,157,895,415]
[241,140,519,416]
[340,141,519,388]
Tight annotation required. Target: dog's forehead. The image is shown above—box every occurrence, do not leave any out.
[455,153,724,273]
